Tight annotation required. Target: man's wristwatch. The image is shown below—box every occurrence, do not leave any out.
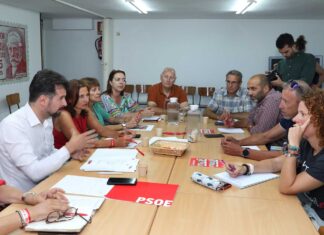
[121,123,127,129]
[241,148,250,158]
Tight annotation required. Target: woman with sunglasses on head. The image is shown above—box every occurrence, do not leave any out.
[53,80,132,149]
[0,180,68,234]
[101,70,154,121]
[80,77,139,129]
[226,89,324,230]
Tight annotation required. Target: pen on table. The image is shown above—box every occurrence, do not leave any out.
[65,212,88,216]
[163,131,186,135]
[136,147,145,156]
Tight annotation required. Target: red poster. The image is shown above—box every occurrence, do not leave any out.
[200,129,215,134]
[189,157,225,168]
[105,181,178,207]
[0,23,28,83]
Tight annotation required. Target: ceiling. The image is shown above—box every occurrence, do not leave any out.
[1,0,324,20]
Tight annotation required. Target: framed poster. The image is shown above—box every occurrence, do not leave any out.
[0,21,28,84]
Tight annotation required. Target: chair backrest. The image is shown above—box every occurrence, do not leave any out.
[319,226,324,235]
[183,86,196,105]
[198,87,215,108]
[6,93,20,113]
[124,84,134,98]
[136,85,152,105]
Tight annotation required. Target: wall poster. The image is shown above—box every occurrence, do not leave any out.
[0,21,28,84]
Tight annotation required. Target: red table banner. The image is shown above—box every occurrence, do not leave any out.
[105,181,179,207]
[189,157,225,168]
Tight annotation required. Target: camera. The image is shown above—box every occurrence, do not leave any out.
[266,70,281,81]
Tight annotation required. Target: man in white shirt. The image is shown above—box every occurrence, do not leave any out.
[0,69,97,191]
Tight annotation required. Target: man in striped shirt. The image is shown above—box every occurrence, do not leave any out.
[205,70,254,121]
[247,74,282,134]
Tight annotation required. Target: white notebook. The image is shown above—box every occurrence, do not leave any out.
[214,172,279,189]
[25,195,105,233]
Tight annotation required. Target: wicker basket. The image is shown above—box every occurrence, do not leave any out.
[150,140,189,157]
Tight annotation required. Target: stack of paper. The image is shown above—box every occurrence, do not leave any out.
[52,175,113,197]
[80,149,139,172]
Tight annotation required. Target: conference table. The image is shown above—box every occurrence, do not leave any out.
[1,118,319,235]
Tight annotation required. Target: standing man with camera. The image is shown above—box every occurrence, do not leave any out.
[271,33,316,88]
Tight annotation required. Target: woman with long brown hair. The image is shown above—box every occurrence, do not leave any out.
[53,79,131,149]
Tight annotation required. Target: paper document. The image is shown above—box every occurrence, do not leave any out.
[52,175,113,197]
[142,116,160,122]
[67,194,105,210]
[214,172,279,189]
[217,128,244,134]
[25,195,105,233]
[242,145,260,150]
[80,149,139,172]
[127,139,141,149]
[131,124,154,131]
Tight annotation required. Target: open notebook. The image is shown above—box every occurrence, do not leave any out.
[214,172,279,189]
[25,195,105,233]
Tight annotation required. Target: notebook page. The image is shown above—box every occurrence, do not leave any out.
[214,172,279,189]
[52,175,113,197]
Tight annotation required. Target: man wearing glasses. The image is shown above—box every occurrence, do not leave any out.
[271,33,316,88]
[221,80,312,161]
[148,67,188,114]
[205,70,254,121]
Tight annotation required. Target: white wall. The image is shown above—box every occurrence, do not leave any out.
[0,4,42,119]
[43,18,324,101]
[42,19,102,85]
[113,19,323,87]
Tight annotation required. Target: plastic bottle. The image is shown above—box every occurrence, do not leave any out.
[187,104,201,142]
[167,97,179,124]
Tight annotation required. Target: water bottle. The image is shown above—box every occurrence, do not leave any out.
[167,97,180,124]
[187,105,201,142]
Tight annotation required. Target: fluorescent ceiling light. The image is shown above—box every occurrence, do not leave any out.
[236,0,257,14]
[126,0,148,14]
[54,0,106,18]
